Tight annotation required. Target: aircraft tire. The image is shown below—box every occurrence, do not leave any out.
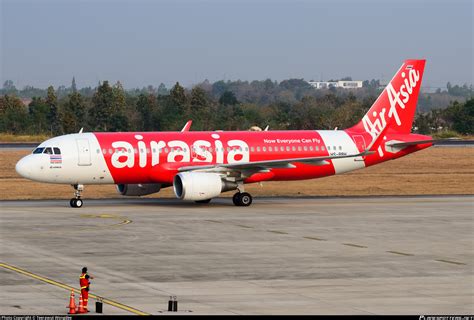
[238,192,252,206]
[75,199,83,208]
[232,192,242,206]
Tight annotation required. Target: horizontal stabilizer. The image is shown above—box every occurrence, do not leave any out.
[386,139,434,148]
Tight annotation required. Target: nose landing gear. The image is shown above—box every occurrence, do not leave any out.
[70,184,84,208]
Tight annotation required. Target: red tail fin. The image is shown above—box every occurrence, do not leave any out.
[351,59,426,135]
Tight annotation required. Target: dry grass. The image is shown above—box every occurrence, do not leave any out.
[0,133,50,143]
[1,147,473,200]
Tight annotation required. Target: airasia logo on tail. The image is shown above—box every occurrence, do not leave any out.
[362,67,421,156]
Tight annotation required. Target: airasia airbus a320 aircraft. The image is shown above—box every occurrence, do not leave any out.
[16,60,433,207]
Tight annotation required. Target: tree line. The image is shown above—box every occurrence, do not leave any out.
[0,80,472,137]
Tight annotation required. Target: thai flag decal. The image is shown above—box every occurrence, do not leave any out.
[50,154,62,164]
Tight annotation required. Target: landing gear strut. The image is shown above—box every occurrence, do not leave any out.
[70,184,84,208]
[232,192,252,206]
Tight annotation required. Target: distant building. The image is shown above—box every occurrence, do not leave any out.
[308,80,363,89]
[20,98,32,106]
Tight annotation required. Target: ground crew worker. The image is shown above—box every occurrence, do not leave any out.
[80,267,94,312]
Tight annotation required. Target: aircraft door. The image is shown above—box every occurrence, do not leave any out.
[76,139,92,166]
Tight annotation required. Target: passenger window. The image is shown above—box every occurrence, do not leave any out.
[321,146,325,151]
[286,146,290,151]
[250,147,255,152]
[44,147,53,154]
[33,147,45,154]
[269,146,273,152]
[327,146,331,150]
[96,149,100,154]
[256,147,261,152]
[339,146,342,150]
[263,146,267,152]
[281,146,285,151]
[304,146,308,151]
[298,146,302,151]
[292,146,296,151]
[309,146,313,151]
[315,146,319,151]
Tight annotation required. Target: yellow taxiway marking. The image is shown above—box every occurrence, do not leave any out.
[342,243,368,248]
[79,213,132,229]
[435,259,466,266]
[0,262,150,316]
[303,236,327,241]
[387,250,414,256]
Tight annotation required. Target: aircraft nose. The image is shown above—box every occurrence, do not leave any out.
[15,156,32,179]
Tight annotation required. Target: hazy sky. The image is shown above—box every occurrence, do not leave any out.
[1,0,472,89]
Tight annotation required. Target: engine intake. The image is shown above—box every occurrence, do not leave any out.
[116,183,162,196]
[173,172,237,201]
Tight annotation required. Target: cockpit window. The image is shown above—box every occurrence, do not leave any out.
[33,147,44,154]
[43,147,53,154]
[53,147,61,155]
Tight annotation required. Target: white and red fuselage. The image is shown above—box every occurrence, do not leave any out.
[15,60,433,206]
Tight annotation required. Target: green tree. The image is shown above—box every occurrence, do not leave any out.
[444,99,474,134]
[90,81,114,131]
[136,93,157,131]
[71,77,77,93]
[46,86,61,135]
[219,91,238,106]
[161,82,188,130]
[157,83,169,96]
[28,97,49,133]
[62,91,86,133]
[170,82,187,106]
[0,95,29,133]
[190,87,211,130]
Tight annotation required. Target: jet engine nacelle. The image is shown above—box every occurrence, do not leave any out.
[116,183,162,196]
[173,172,237,201]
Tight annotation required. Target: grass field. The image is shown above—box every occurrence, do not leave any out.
[0,147,473,200]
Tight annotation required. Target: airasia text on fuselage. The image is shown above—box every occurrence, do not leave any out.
[109,133,250,169]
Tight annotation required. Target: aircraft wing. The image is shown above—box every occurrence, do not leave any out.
[178,150,374,172]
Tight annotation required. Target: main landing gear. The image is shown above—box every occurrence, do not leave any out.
[70,184,84,208]
[232,192,252,206]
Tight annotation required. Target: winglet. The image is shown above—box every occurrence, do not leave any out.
[181,120,192,132]
[78,127,84,134]
[264,125,269,131]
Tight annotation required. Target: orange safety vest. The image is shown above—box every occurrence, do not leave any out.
[79,273,89,290]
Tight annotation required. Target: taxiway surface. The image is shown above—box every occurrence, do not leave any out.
[1,196,473,314]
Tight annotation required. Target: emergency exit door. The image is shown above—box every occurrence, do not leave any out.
[76,139,92,166]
